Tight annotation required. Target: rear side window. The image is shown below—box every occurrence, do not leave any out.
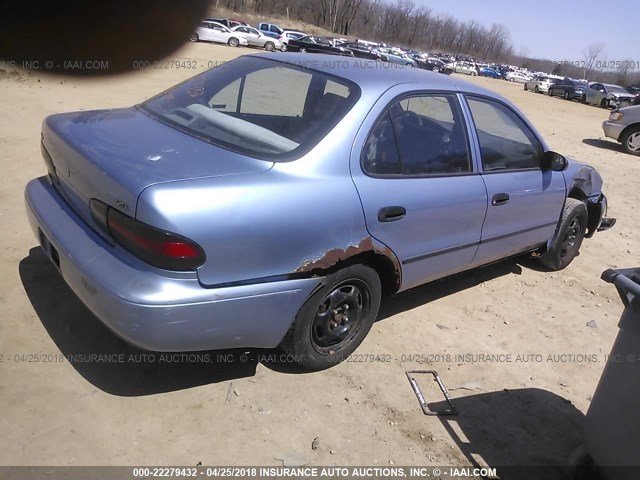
[362,94,471,176]
[466,96,543,171]
[141,56,360,161]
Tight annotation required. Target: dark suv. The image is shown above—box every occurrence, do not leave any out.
[548,79,588,101]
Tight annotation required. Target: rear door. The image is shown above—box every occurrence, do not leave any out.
[351,91,488,291]
[463,95,566,266]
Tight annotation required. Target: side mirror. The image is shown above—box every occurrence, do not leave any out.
[543,151,568,171]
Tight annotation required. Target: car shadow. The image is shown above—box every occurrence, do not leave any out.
[377,259,524,321]
[582,138,622,153]
[428,388,604,480]
[19,247,263,397]
[19,248,551,389]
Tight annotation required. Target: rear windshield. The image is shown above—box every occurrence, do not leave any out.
[140,56,360,161]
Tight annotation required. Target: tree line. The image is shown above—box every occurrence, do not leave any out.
[212,0,640,85]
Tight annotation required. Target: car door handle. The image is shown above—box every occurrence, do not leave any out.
[492,193,510,206]
[378,206,406,222]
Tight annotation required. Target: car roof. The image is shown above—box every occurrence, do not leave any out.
[250,52,505,99]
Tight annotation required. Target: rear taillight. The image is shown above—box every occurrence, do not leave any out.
[90,199,205,271]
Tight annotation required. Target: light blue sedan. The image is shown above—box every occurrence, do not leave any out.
[25,53,615,370]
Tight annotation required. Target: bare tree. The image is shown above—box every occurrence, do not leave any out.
[582,43,605,77]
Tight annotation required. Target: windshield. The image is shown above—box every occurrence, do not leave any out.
[607,85,627,94]
[140,57,360,161]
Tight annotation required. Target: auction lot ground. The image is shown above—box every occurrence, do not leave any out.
[1,43,638,470]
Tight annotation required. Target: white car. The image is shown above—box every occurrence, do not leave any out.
[191,21,248,47]
[277,30,308,50]
[231,26,283,51]
[506,71,531,83]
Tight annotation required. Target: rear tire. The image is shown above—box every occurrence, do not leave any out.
[280,265,381,371]
[524,84,528,91]
[300,47,307,53]
[537,198,588,271]
[228,37,240,47]
[535,85,540,93]
[620,126,640,156]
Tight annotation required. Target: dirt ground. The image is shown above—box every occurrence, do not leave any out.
[1,42,638,474]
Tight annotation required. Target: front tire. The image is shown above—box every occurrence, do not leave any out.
[264,41,275,52]
[600,98,608,108]
[280,265,381,371]
[564,91,570,100]
[620,126,640,156]
[524,84,528,91]
[535,85,540,93]
[537,198,588,271]
[189,33,199,42]
[228,37,240,47]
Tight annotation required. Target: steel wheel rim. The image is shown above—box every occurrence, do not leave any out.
[560,217,582,259]
[311,279,371,354]
[627,132,640,152]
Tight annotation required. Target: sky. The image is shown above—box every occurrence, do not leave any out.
[414,0,639,64]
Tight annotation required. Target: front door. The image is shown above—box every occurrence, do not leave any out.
[463,95,566,266]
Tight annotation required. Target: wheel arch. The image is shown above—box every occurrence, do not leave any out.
[566,181,606,239]
[294,238,401,296]
[618,122,640,142]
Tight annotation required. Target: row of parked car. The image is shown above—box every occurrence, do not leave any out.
[192,18,307,52]
[524,76,639,110]
[192,18,457,74]
[447,59,640,111]
[192,18,640,112]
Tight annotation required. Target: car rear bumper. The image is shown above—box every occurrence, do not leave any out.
[602,120,625,141]
[25,177,322,352]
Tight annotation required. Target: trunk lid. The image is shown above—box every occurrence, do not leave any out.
[42,107,272,230]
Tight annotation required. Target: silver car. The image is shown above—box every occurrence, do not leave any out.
[451,61,479,76]
[231,26,283,51]
[25,53,614,370]
[506,71,531,83]
[583,82,636,109]
[602,105,640,155]
[524,75,561,94]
